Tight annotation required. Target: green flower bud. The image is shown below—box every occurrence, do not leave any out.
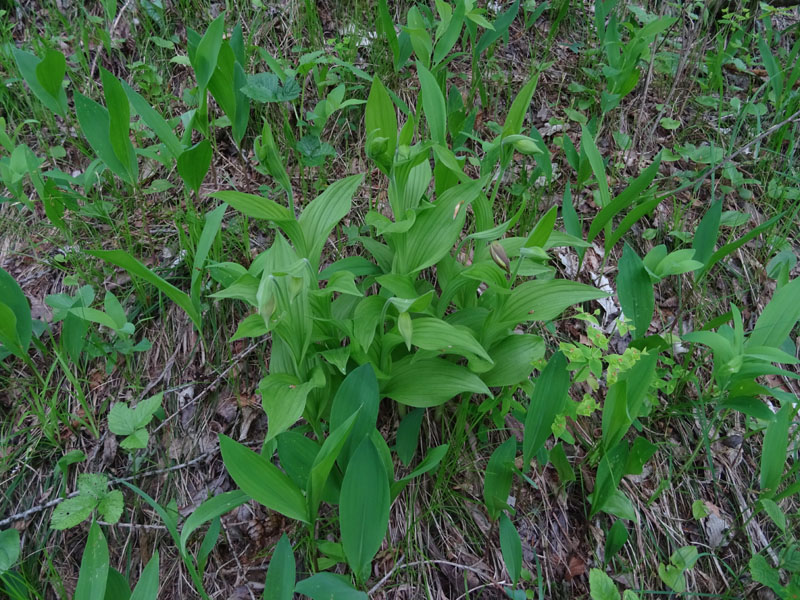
[513,137,541,155]
[490,241,511,272]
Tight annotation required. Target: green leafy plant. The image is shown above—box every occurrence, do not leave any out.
[108,393,163,450]
[0,267,34,365]
[74,520,160,600]
[589,567,640,600]
[47,287,152,371]
[658,545,699,593]
[50,473,123,530]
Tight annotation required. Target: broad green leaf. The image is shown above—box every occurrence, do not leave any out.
[760,498,786,533]
[12,47,68,116]
[307,412,359,522]
[100,68,138,182]
[692,198,722,269]
[502,75,537,137]
[581,125,610,207]
[264,534,295,600]
[591,443,630,519]
[0,528,20,572]
[51,494,96,530]
[208,42,249,147]
[329,363,380,469]
[68,306,120,331]
[416,61,446,144]
[133,392,164,427]
[241,73,301,103]
[394,181,480,274]
[260,374,321,442]
[254,121,293,207]
[0,304,24,359]
[121,80,183,159]
[549,442,576,484]
[484,437,516,519]
[74,92,131,184]
[119,428,149,450]
[525,205,558,249]
[377,0,400,66]
[746,278,800,350]
[178,140,212,194]
[495,279,609,326]
[294,573,367,600]
[407,7,433,69]
[75,521,109,600]
[658,546,698,593]
[561,184,585,260]
[604,520,628,563]
[481,334,545,387]
[365,77,397,172]
[410,316,492,364]
[180,490,249,555]
[523,352,569,466]
[383,356,492,407]
[749,554,782,594]
[191,203,227,306]
[617,243,653,339]
[760,402,791,494]
[395,408,425,466]
[499,512,522,584]
[624,436,658,476]
[78,473,109,500]
[601,380,629,452]
[278,432,322,490]
[211,190,293,222]
[130,552,160,600]
[0,267,32,356]
[298,174,363,269]
[36,49,68,113]
[191,14,225,90]
[97,489,123,524]
[104,568,131,600]
[219,435,308,523]
[89,250,201,331]
[103,291,127,329]
[589,568,620,600]
[433,1,465,65]
[340,439,390,583]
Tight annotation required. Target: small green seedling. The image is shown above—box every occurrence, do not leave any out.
[50,473,123,530]
[658,545,699,593]
[108,393,163,450]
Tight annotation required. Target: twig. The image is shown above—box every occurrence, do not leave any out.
[98,520,168,531]
[368,557,502,595]
[0,442,260,528]
[368,556,405,595]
